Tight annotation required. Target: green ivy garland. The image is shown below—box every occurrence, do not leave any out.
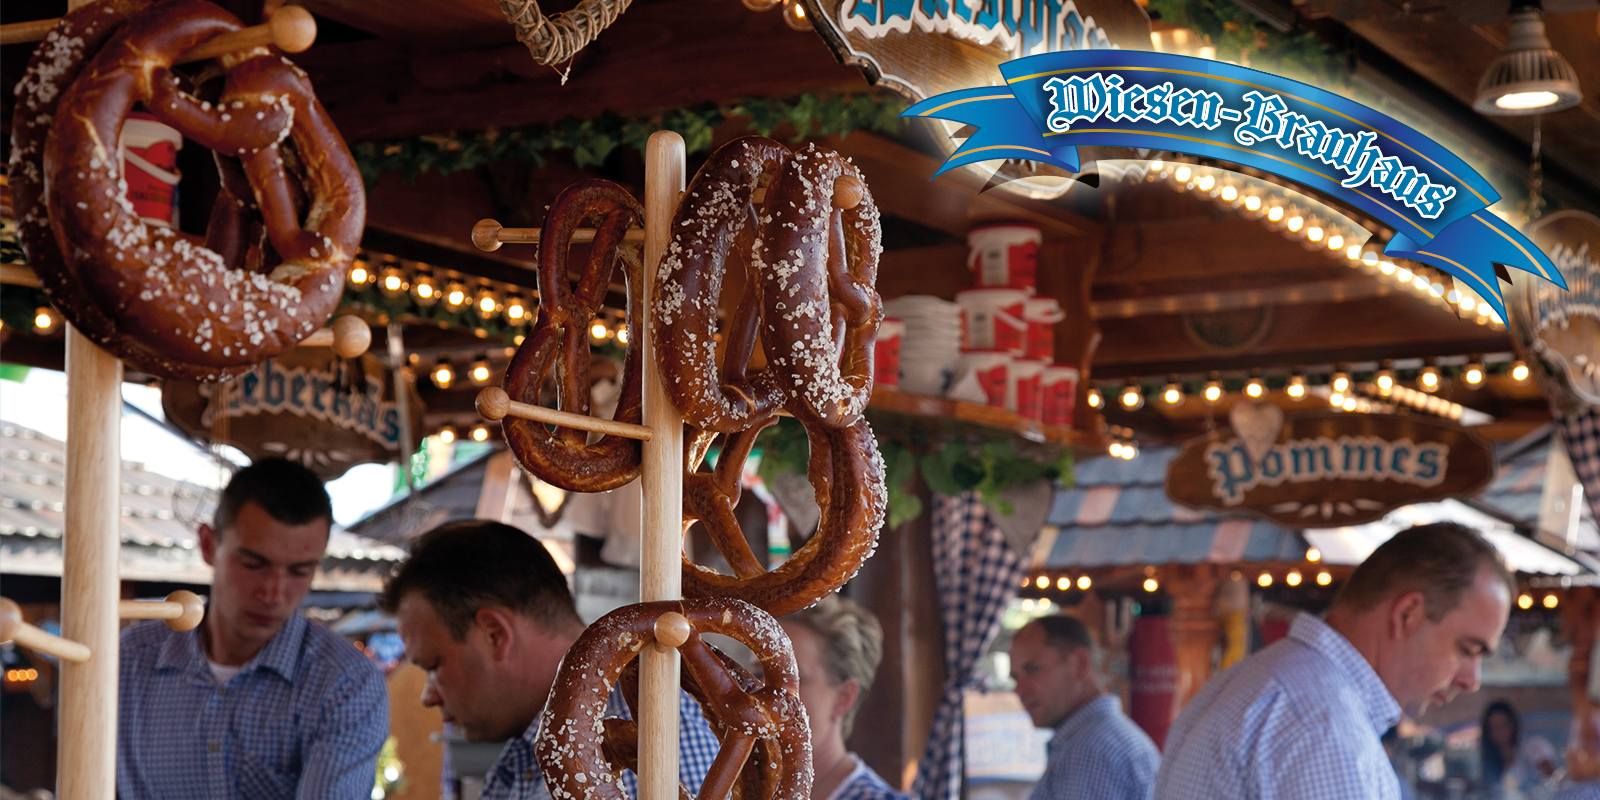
[351,92,910,186]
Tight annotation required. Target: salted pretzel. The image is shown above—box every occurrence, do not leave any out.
[501,180,646,493]
[28,0,363,375]
[654,137,792,433]
[752,145,883,429]
[9,0,242,380]
[682,416,885,616]
[537,598,811,800]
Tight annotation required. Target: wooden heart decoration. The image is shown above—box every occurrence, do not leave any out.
[1228,402,1284,465]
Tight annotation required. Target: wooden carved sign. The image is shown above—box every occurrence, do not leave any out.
[804,0,1151,199]
[1510,210,1600,410]
[1165,410,1496,528]
[163,347,425,481]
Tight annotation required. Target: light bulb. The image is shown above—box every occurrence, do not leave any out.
[444,282,469,309]
[1363,251,1380,267]
[431,360,454,389]
[413,274,439,305]
[1511,361,1529,381]
[1286,570,1303,586]
[1057,576,1070,591]
[1306,226,1323,242]
[1203,381,1223,403]
[1122,441,1139,460]
[349,264,372,286]
[1544,594,1559,608]
[1413,276,1430,292]
[33,307,56,331]
[1087,388,1103,408]
[1120,384,1144,410]
[1397,267,1414,283]
[380,266,408,297]
[1287,381,1306,399]
[1163,383,1183,404]
[783,0,812,30]
[1460,295,1477,311]
[1327,234,1343,250]
[1331,373,1350,393]
[1342,396,1358,411]
[1174,165,1192,183]
[1077,575,1092,590]
[1478,304,1492,318]
[1306,547,1321,562]
[1316,571,1332,586]
[1151,159,1165,171]
[1196,174,1215,192]
[1497,91,1560,110]
[1244,195,1261,211]
[1109,442,1125,458]
[1220,185,1237,201]
[470,358,492,384]
[1346,244,1362,260]
[1376,371,1394,391]
[591,322,609,340]
[1143,577,1159,592]
[1267,205,1284,222]
[1245,379,1264,398]
[475,288,500,320]
[439,427,456,444]
[1419,367,1439,390]
[616,325,630,344]
[471,425,490,442]
[505,297,529,323]
[1447,290,1462,304]
[1465,364,1484,385]
[1258,572,1273,587]
[1286,216,1304,232]
[1429,282,1444,297]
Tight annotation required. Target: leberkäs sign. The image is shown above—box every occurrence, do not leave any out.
[163,348,424,481]
[904,50,1569,315]
[1165,412,1495,527]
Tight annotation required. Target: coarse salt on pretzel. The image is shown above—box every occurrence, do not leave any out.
[536,598,811,800]
[655,136,791,433]
[501,179,645,493]
[40,0,362,371]
[752,144,883,429]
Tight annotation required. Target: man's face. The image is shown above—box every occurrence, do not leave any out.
[1009,624,1090,729]
[395,593,519,743]
[1384,567,1512,718]
[200,500,327,653]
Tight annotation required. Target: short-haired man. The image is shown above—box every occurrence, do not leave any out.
[1010,615,1159,800]
[382,520,720,800]
[118,458,388,800]
[1154,523,1515,800]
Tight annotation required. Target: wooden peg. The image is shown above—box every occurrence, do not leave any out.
[176,5,317,64]
[1,597,92,663]
[118,590,206,631]
[832,175,864,210]
[476,386,654,441]
[652,612,692,651]
[297,315,371,356]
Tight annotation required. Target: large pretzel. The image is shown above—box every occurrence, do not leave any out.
[752,145,883,429]
[682,416,886,617]
[537,599,812,800]
[654,137,792,433]
[501,180,646,493]
[29,0,363,375]
[9,0,241,380]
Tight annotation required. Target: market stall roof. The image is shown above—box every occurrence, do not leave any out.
[345,447,565,545]
[0,423,405,590]
[1043,440,1591,575]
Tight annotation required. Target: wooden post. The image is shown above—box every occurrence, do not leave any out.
[57,326,123,800]
[637,130,686,800]
[1167,564,1219,714]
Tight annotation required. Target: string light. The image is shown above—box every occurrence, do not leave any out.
[591,322,610,341]
[1077,576,1092,590]
[1267,205,1284,221]
[1087,388,1103,409]
[1518,593,1534,609]
[1375,369,1395,392]
[1460,295,1478,312]
[348,260,374,287]
[1363,251,1380,267]
[1257,572,1274,587]
[475,288,501,320]
[1120,440,1139,460]
[1286,570,1303,586]
[1120,382,1145,410]
[1244,195,1262,211]
[1346,244,1362,260]
[1162,381,1184,404]
[33,306,57,332]
[1306,548,1321,562]
[1220,185,1238,201]
[782,0,812,30]
[380,265,408,297]
[1379,261,1396,275]
[1286,215,1304,232]
[1036,575,1050,590]
[1316,571,1332,586]
[1464,362,1485,385]
[1418,366,1440,391]
[1244,377,1265,398]
[471,425,491,442]
[1057,576,1071,590]
[1109,441,1126,458]
[470,357,492,384]
[1329,391,1346,406]
[1544,594,1559,609]
[1306,226,1324,242]
[1511,361,1530,381]
[1397,266,1414,283]
[1341,395,1358,411]
[1327,234,1344,251]
[412,273,440,305]
[616,325,630,345]
[1286,374,1306,399]
[431,358,454,389]
[1196,174,1215,192]
[1174,165,1192,183]
[504,297,529,324]
[1143,577,1160,592]
[444,282,469,310]
[1203,379,1223,403]
[1331,372,1351,393]
[438,427,456,444]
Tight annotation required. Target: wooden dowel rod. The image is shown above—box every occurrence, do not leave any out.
[298,315,372,357]
[1,264,43,288]
[475,387,654,441]
[637,129,687,800]
[1,598,92,663]
[118,591,205,631]
[0,18,57,45]
[175,5,317,64]
[58,325,122,800]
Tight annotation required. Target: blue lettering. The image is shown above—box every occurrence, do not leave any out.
[1259,450,1284,480]
[1290,442,1333,478]
[1389,444,1411,477]
[263,361,286,407]
[1207,443,1256,504]
[1415,447,1443,482]
[381,408,401,446]
[289,374,307,412]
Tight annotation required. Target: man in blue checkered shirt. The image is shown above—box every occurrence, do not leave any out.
[118,458,389,800]
[1011,614,1159,800]
[1154,523,1515,800]
[383,520,720,800]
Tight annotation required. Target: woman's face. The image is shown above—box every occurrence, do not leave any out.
[781,621,851,752]
[1487,710,1517,750]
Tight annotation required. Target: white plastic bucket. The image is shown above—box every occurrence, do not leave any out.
[1041,365,1080,427]
[957,351,1012,408]
[1023,297,1064,360]
[1010,358,1046,420]
[119,112,183,228]
[967,223,1042,292]
[958,288,1027,354]
[876,318,904,388]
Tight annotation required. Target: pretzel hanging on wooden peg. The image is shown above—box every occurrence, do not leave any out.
[536,599,812,800]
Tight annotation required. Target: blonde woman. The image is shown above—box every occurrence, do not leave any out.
[781,596,912,800]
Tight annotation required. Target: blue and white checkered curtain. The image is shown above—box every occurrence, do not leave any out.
[1555,407,1600,522]
[911,492,1030,800]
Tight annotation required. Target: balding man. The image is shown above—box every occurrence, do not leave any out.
[1154,523,1514,800]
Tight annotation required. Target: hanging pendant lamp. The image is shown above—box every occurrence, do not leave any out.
[1473,3,1582,116]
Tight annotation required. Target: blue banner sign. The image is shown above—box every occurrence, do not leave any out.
[904,50,1567,315]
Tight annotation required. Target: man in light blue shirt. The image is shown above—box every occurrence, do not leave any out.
[118,458,388,800]
[1154,522,1515,800]
[384,520,720,800]
[1012,615,1159,800]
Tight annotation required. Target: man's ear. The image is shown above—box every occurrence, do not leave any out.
[475,607,518,661]
[199,523,218,566]
[1389,590,1427,639]
[1068,645,1095,681]
[833,678,860,723]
